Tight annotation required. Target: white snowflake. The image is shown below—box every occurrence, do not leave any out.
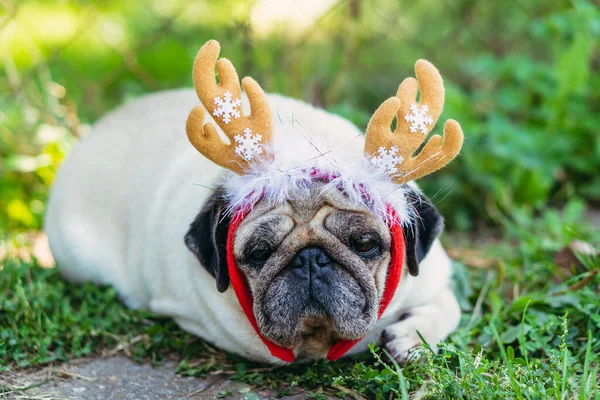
[404,104,433,134]
[213,91,241,124]
[234,128,263,161]
[370,146,404,175]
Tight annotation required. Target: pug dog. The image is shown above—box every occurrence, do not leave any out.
[45,41,462,364]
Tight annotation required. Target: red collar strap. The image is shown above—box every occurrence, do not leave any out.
[226,204,404,363]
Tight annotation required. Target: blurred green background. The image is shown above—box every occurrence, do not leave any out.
[1,0,599,241]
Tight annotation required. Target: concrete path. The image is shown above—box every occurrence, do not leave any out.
[1,356,325,399]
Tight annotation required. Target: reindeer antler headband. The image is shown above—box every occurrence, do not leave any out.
[185,40,465,362]
[365,61,464,183]
[186,40,463,183]
[186,40,273,175]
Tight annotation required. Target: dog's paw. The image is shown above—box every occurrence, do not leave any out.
[381,316,435,363]
[381,328,421,363]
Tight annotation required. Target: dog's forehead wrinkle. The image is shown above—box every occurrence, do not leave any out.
[308,204,336,226]
[284,187,363,223]
[288,196,324,222]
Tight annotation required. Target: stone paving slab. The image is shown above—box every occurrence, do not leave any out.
[0,356,328,399]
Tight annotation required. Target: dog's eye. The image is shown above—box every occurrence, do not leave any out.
[350,234,378,255]
[248,246,273,264]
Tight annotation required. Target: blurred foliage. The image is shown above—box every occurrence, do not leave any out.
[1,0,599,236]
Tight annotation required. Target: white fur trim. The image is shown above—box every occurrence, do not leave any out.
[220,140,415,225]
[220,164,414,226]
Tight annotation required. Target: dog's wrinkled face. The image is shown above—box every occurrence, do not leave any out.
[185,182,442,359]
[232,186,391,356]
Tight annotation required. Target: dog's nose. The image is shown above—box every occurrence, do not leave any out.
[289,246,333,280]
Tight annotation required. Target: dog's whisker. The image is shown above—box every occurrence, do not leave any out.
[192,183,217,191]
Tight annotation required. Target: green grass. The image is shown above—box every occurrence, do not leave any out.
[2,206,598,399]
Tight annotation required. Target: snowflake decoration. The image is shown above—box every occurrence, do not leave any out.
[370,146,404,175]
[404,104,433,134]
[234,128,263,161]
[213,91,241,124]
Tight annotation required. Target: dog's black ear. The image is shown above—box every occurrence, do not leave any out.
[184,189,231,292]
[402,190,444,276]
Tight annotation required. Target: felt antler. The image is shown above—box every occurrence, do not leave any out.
[365,60,464,183]
[186,40,273,174]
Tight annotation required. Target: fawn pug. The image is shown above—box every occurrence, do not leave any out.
[45,40,462,363]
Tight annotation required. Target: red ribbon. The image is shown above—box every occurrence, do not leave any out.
[227,210,296,362]
[226,205,404,363]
